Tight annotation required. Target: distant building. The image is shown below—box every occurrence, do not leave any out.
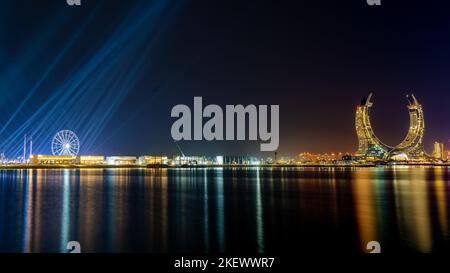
[433,142,445,161]
[138,156,168,165]
[223,155,259,165]
[29,154,77,164]
[106,156,137,165]
[297,152,343,163]
[29,155,105,165]
[78,155,105,165]
[215,156,224,165]
[171,156,209,165]
[342,154,359,161]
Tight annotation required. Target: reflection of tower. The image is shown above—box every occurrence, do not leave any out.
[352,169,380,252]
[355,93,391,160]
[393,169,432,252]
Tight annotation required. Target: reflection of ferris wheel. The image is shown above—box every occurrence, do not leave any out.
[51,130,80,156]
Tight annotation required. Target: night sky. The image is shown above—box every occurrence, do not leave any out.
[0,0,449,157]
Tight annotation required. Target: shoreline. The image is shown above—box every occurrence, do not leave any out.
[0,163,448,170]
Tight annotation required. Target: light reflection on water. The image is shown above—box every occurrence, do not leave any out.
[0,166,449,253]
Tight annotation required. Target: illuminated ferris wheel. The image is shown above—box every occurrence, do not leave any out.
[51,130,80,156]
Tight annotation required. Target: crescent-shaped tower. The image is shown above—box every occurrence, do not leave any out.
[355,93,392,160]
[386,94,429,161]
[355,93,429,162]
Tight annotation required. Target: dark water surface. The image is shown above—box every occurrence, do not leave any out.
[0,166,449,253]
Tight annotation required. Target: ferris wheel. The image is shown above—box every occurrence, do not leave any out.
[51,130,80,156]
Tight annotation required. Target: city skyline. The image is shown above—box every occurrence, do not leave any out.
[10,93,450,165]
[1,0,450,157]
[3,0,450,264]
[3,91,448,161]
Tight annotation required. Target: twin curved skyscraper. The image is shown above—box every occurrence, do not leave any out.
[355,93,429,161]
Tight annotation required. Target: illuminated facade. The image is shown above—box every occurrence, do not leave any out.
[29,154,77,164]
[355,93,429,162]
[106,156,137,165]
[355,93,391,160]
[432,142,445,161]
[222,155,260,165]
[171,156,210,165]
[297,152,344,163]
[137,156,168,165]
[386,95,428,161]
[78,155,105,165]
[29,155,105,165]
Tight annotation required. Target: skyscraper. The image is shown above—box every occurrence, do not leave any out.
[433,142,445,161]
[355,93,429,161]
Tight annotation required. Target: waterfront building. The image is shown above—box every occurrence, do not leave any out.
[29,154,105,165]
[137,155,168,165]
[223,155,259,165]
[106,156,137,165]
[215,156,224,165]
[297,152,343,163]
[355,93,429,162]
[29,154,77,164]
[355,93,391,160]
[171,156,210,165]
[433,142,445,161]
[78,155,105,165]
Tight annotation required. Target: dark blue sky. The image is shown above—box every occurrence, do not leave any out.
[0,0,449,157]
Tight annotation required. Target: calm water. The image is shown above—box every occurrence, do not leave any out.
[0,166,449,253]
